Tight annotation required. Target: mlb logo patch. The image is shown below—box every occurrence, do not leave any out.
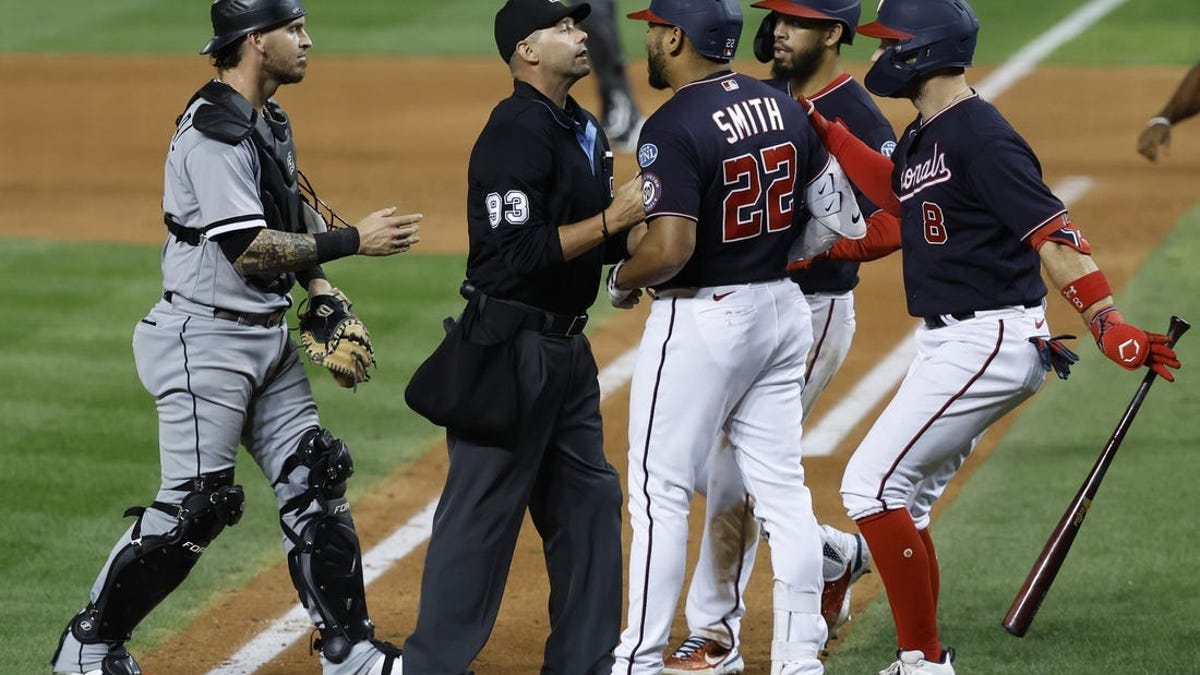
[721,79,739,92]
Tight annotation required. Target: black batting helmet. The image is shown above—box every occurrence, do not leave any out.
[200,0,307,55]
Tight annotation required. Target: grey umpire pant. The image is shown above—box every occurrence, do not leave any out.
[403,329,623,675]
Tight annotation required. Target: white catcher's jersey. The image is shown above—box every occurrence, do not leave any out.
[161,95,288,314]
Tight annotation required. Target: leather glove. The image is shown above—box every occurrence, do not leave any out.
[607,260,642,310]
[1090,307,1180,381]
[1028,334,1080,380]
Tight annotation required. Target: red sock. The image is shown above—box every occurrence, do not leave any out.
[918,527,941,613]
[857,509,941,659]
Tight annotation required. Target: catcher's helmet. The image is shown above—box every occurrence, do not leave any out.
[750,0,861,63]
[858,0,978,97]
[627,0,743,62]
[200,0,307,55]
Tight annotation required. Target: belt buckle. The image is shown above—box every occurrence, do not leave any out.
[566,314,584,336]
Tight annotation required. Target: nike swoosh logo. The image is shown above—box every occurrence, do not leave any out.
[705,651,731,666]
[1035,318,1045,329]
[818,174,832,195]
[851,212,862,224]
[713,291,735,301]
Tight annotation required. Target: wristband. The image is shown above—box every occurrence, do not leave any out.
[314,227,360,263]
[1148,116,1172,128]
[601,209,610,240]
[1060,270,1112,313]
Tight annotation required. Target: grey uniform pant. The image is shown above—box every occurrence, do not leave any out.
[403,329,623,675]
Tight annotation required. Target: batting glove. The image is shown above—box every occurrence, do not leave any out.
[607,260,641,310]
[1090,307,1180,381]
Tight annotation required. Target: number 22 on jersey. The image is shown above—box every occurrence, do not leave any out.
[722,142,797,242]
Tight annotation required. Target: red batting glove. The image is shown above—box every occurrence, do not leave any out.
[1089,307,1180,381]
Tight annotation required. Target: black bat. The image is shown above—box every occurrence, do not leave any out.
[1002,315,1189,637]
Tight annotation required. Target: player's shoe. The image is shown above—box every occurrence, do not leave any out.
[878,648,956,675]
[662,635,745,674]
[366,638,403,674]
[602,90,645,154]
[820,524,873,640]
[53,644,142,675]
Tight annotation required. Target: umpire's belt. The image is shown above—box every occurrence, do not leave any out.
[923,300,1043,330]
[164,291,288,328]
[478,294,588,337]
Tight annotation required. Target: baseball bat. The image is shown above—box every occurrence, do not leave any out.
[1002,315,1189,637]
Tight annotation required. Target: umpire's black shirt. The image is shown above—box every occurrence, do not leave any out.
[466,80,625,316]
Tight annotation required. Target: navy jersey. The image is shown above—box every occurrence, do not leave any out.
[766,74,897,294]
[465,81,626,315]
[893,93,1063,317]
[637,71,829,290]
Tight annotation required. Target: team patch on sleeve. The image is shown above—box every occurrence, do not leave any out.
[1028,212,1091,254]
[641,172,663,211]
[880,140,896,158]
[637,143,658,169]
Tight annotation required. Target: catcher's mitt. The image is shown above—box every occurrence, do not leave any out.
[299,290,375,388]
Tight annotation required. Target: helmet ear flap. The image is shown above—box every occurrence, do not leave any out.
[753,12,777,64]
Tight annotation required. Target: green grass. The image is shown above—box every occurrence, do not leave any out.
[0,240,469,672]
[826,206,1200,674]
[2,0,1197,65]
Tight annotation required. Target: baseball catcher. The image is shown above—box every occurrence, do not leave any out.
[300,289,375,388]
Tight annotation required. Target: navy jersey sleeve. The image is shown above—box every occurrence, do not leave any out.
[473,123,566,274]
[800,122,831,185]
[638,118,701,222]
[964,135,1067,240]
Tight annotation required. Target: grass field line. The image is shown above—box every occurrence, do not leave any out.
[207,0,1119,669]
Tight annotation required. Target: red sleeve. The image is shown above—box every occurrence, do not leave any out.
[819,121,901,217]
[825,209,901,261]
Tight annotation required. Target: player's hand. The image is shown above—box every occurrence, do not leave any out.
[1136,123,1171,162]
[610,174,646,232]
[355,207,422,256]
[796,95,836,143]
[1090,307,1180,381]
[786,251,827,273]
[607,260,642,309]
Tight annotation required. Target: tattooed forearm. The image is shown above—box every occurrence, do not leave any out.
[233,230,319,275]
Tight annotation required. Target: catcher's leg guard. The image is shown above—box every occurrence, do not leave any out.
[67,470,245,646]
[277,428,373,663]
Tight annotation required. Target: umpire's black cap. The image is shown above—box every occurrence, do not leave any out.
[201,0,307,55]
[495,0,592,63]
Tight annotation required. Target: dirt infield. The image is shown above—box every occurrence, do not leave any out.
[4,55,1198,673]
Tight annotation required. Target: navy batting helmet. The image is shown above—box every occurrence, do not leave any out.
[858,0,979,98]
[627,0,743,62]
[201,0,307,55]
[750,0,861,63]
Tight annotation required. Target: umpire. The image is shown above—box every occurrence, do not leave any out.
[401,1,645,673]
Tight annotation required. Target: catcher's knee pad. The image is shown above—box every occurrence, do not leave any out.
[277,428,371,663]
[72,470,245,644]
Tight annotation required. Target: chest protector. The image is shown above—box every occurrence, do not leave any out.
[175,80,303,295]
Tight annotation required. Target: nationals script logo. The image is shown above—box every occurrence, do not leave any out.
[898,142,952,201]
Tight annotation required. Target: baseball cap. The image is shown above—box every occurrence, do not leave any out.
[626,0,742,61]
[494,0,592,63]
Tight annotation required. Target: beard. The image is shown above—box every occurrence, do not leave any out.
[647,44,669,90]
[771,41,823,86]
[263,50,307,85]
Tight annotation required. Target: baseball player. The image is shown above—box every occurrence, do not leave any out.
[575,0,646,151]
[797,0,1181,672]
[1136,56,1200,162]
[49,2,420,674]
[400,1,645,674]
[611,1,864,673]
[663,1,896,671]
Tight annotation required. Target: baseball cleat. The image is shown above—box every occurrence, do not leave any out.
[662,635,745,674]
[53,644,142,675]
[820,524,873,640]
[878,648,956,675]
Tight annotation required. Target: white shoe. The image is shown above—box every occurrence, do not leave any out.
[819,524,872,639]
[662,635,746,674]
[879,649,956,675]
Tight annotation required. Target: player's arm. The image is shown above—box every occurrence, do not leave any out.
[788,208,900,271]
[1137,58,1200,162]
[227,209,420,276]
[797,96,900,216]
[1033,227,1180,381]
[560,173,646,261]
[611,216,695,289]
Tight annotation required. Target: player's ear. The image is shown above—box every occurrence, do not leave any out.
[515,36,540,66]
[825,23,843,48]
[666,26,686,56]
